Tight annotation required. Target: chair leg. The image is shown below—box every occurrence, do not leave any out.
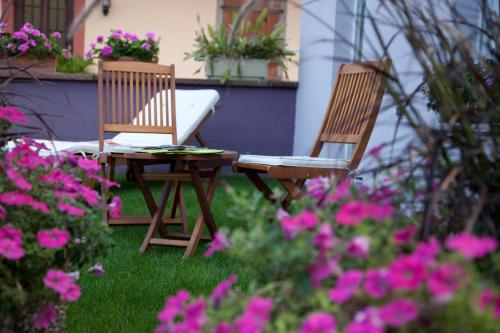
[131,160,158,216]
[245,172,276,203]
[108,158,116,182]
[279,179,305,210]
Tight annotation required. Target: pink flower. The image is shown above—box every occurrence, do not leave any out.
[300,312,336,333]
[281,210,318,238]
[306,177,330,200]
[63,48,72,59]
[51,31,61,39]
[0,106,29,124]
[0,205,6,220]
[335,201,370,226]
[313,223,336,254]
[329,269,363,304]
[412,236,440,266]
[43,269,72,294]
[388,254,426,291]
[146,32,157,41]
[157,290,191,322]
[7,168,32,190]
[79,186,100,206]
[85,50,93,59]
[182,299,206,332]
[89,262,105,276]
[37,228,71,249]
[477,289,495,311]
[345,321,383,333]
[446,232,497,259]
[18,43,29,52]
[57,202,85,217]
[0,191,35,206]
[141,42,152,51]
[393,225,417,246]
[0,239,24,260]
[108,196,121,218]
[213,323,232,333]
[61,283,81,302]
[427,263,466,301]
[363,268,390,298]
[325,179,352,202]
[368,143,385,158]
[346,307,384,333]
[365,203,395,221]
[112,30,123,39]
[211,274,237,308]
[346,235,370,258]
[77,158,100,173]
[102,44,113,56]
[379,298,419,327]
[124,32,138,41]
[96,34,104,43]
[0,225,22,243]
[204,232,230,257]
[309,256,340,288]
[33,304,57,329]
[234,297,273,333]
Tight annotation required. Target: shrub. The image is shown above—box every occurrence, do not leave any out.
[156,176,500,332]
[0,107,117,330]
[86,29,160,62]
[0,22,62,59]
[57,51,93,74]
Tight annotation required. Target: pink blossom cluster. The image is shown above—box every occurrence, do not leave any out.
[86,29,159,59]
[0,225,24,260]
[477,289,500,319]
[156,290,207,333]
[43,269,80,302]
[3,22,61,56]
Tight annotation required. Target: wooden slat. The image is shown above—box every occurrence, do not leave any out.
[103,124,174,133]
[170,66,177,144]
[123,71,128,124]
[159,74,164,126]
[102,61,172,74]
[149,238,190,247]
[135,71,140,123]
[147,72,151,126]
[141,71,146,126]
[108,217,183,225]
[319,133,359,144]
[129,71,133,124]
[153,73,158,126]
[117,71,122,124]
[111,70,115,124]
[165,73,170,127]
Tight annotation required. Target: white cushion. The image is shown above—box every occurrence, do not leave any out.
[112,89,219,146]
[238,155,349,168]
[5,139,91,157]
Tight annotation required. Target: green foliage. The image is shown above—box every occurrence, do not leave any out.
[89,30,160,62]
[56,56,93,74]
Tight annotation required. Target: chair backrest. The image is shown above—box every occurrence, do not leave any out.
[97,60,177,151]
[310,59,390,169]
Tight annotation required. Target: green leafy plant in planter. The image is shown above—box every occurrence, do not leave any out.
[185,9,296,83]
[56,50,93,74]
[86,29,160,62]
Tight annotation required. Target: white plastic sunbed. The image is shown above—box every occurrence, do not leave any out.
[7,89,220,156]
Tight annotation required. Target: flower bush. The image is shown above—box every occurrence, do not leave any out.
[0,22,62,59]
[156,176,500,332]
[86,29,160,62]
[0,107,117,330]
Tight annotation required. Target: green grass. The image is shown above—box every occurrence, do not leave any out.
[66,174,255,333]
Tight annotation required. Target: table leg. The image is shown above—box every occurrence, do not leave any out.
[131,160,158,216]
[183,166,220,258]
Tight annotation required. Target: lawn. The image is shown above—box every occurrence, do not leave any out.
[66,174,259,333]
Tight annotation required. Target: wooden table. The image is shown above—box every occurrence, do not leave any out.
[123,151,238,258]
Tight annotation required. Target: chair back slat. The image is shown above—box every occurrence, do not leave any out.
[310,60,390,169]
[98,61,177,151]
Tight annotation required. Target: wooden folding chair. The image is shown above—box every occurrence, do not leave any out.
[97,60,188,228]
[233,60,390,209]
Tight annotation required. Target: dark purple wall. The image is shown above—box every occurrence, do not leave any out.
[6,78,297,156]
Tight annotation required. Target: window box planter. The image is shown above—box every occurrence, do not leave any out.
[0,55,57,74]
[205,58,268,79]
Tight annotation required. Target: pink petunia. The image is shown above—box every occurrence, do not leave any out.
[393,225,417,246]
[157,289,191,322]
[346,307,384,333]
[346,235,371,258]
[446,232,497,259]
[366,203,395,221]
[96,34,104,43]
[0,106,29,124]
[204,232,230,257]
[0,205,6,220]
[60,283,81,302]
[329,269,363,304]
[33,304,57,329]
[0,191,35,206]
[0,225,22,243]
[141,42,152,51]
[388,254,426,291]
[102,44,113,56]
[234,297,273,333]
[37,228,71,249]
[77,158,100,173]
[211,274,238,308]
[345,321,383,333]
[363,268,390,298]
[313,222,337,254]
[182,299,206,332]
[43,269,72,294]
[57,202,85,217]
[51,31,61,39]
[281,210,318,238]
[335,201,370,226]
[379,298,419,328]
[306,177,330,201]
[212,322,232,333]
[325,179,352,202]
[368,143,385,158]
[108,196,122,218]
[309,255,340,288]
[427,263,466,302]
[300,312,336,333]
[412,236,440,266]
[0,239,25,260]
[7,168,32,190]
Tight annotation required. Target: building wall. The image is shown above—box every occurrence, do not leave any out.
[83,0,301,80]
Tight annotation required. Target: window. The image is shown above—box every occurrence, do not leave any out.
[14,0,73,47]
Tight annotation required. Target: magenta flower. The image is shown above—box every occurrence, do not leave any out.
[379,298,418,328]
[79,186,100,206]
[234,297,273,333]
[346,235,370,258]
[427,263,465,301]
[309,256,340,288]
[85,50,93,59]
[363,268,390,298]
[43,269,73,294]
[0,191,35,206]
[37,228,71,249]
[306,177,330,200]
[12,31,28,40]
[476,289,500,319]
[393,225,417,246]
[0,225,22,243]
[102,44,113,56]
[211,274,237,308]
[78,158,99,172]
[446,232,498,259]
[89,42,96,49]
[60,283,81,301]
[88,262,105,276]
[57,202,85,217]
[300,312,336,333]
[325,179,352,202]
[329,269,363,304]
[0,239,24,260]
[0,205,6,220]
[0,106,29,125]
[346,307,384,333]
[313,222,336,254]
[345,321,383,333]
[124,32,138,41]
[50,31,61,39]
[335,201,370,226]
[18,43,30,52]
[368,143,385,158]
[112,30,123,39]
[33,304,57,329]
[388,254,426,291]
[412,236,440,266]
[108,196,121,218]
[146,31,157,41]
[96,34,104,43]
[141,42,152,51]
[7,168,32,190]
[204,232,230,257]
[181,299,207,332]
[157,289,191,322]
[213,322,232,333]
[281,210,318,238]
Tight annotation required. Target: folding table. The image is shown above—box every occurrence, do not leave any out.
[123,150,238,258]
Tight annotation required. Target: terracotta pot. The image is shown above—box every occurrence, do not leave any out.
[0,55,57,74]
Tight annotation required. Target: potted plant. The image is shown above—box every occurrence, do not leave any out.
[0,22,62,74]
[86,29,160,63]
[185,9,295,82]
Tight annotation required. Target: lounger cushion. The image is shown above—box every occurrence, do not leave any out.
[238,155,349,168]
[112,89,219,146]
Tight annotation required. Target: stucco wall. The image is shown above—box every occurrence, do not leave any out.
[83,0,300,80]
